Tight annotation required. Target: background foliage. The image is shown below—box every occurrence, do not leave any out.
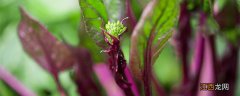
[0,0,240,96]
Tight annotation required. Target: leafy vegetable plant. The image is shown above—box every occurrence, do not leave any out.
[0,0,239,96]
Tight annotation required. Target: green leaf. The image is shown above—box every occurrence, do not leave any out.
[223,28,240,46]
[203,0,214,14]
[79,0,125,48]
[130,0,179,78]
[0,81,18,96]
[79,0,108,47]
[103,0,124,21]
[78,0,107,61]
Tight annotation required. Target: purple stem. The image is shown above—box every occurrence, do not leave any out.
[189,11,208,96]
[0,65,36,96]
[217,44,239,96]
[197,34,216,96]
[190,11,206,77]
[125,66,140,96]
[52,73,67,96]
[102,32,134,95]
[176,1,192,85]
[189,30,205,96]
[143,25,155,96]
[94,64,125,96]
[190,32,205,77]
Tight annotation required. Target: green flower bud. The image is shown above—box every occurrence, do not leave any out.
[105,21,126,38]
[104,20,127,44]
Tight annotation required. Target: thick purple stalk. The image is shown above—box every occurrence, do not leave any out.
[103,32,134,96]
[197,34,216,96]
[190,12,206,96]
[109,46,133,96]
[175,1,192,85]
[189,29,205,96]
[0,65,36,96]
[190,32,205,76]
[125,66,140,96]
[190,11,206,78]
[217,44,239,96]
[94,64,124,96]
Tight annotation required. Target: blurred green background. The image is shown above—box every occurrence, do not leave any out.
[0,0,239,96]
[0,0,80,96]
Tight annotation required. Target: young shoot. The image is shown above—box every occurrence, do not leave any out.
[103,17,128,45]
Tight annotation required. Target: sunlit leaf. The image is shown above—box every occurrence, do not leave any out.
[103,0,124,21]
[152,31,173,62]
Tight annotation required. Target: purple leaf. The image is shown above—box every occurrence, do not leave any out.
[18,7,76,73]
[18,7,76,96]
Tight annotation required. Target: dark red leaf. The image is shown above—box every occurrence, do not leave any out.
[18,7,76,96]
[18,7,76,73]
